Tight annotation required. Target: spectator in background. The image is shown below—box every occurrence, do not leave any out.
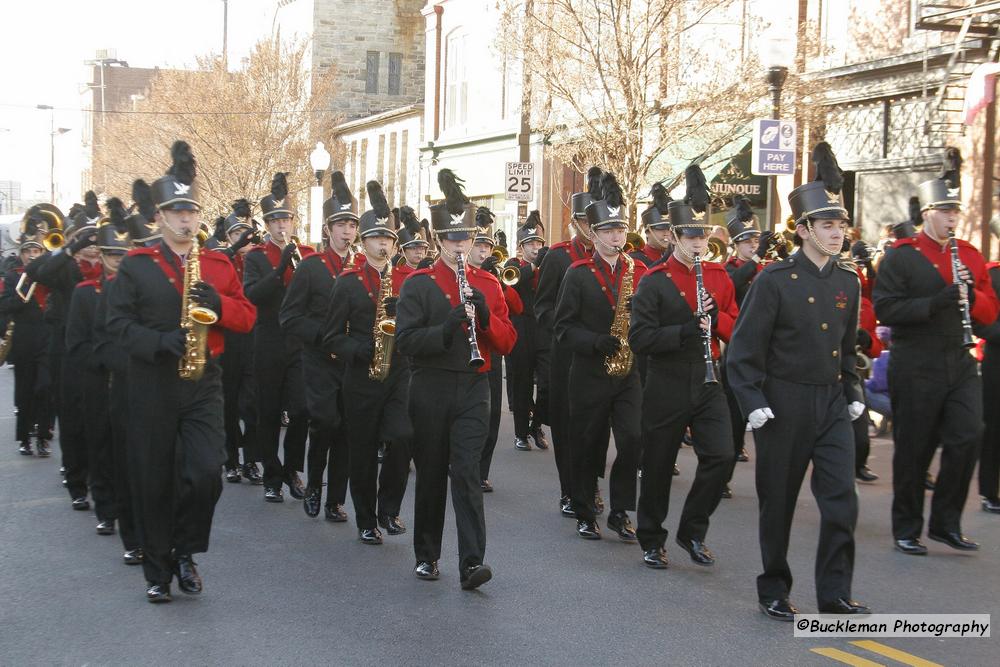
[865,326,892,422]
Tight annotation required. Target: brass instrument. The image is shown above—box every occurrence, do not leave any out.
[0,321,14,364]
[856,346,872,379]
[622,231,645,254]
[948,230,976,349]
[369,250,396,382]
[705,237,729,263]
[278,231,303,268]
[455,251,486,368]
[488,245,520,286]
[694,253,719,385]
[21,204,65,250]
[761,231,793,263]
[178,240,219,381]
[605,249,635,377]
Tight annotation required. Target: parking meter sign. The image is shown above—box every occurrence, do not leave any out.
[751,119,796,176]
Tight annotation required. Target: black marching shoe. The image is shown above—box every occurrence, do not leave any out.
[576,519,601,540]
[460,564,493,591]
[530,427,549,450]
[721,485,733,499]
[856,466,879,482]
[325,504,348,522]
[928,530,980,551]
[593,491,605,515]
[224,466,242,483]
[35,440,50,458]
[302,487,322,517]
[480,479,493,493]
[123,549,144,565]
[146,582,172,603]
[96,520,115,536]
[675,536,715,566]
[737,448,749,462]
[981,497,1000,514]
[759,598,798,621]
[359,527,383,545]
[819,598,871,615]
[377,514,406,535]
[18,441,33,456]
[71,497,90,511]
[174,555,203,594]
[264,486,284,503]
[285,472,306,500]
[414,561,440,580]
[607,511,637,543]
[560,496,575,518]
[894,538,928,555]
[643,548,669,569]
[241,462,263,485]
[514,436,531,451]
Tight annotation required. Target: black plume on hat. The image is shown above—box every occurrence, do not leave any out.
[601,172,623,207]
[213,216,227,241]
[67,203,84,219]
[366,180,391,219]
[525,210,542,228]
[908,196,922,226]
[106,197,128,228]
[495,229,507,247]
[735,196,754,223]
[399,206,420,234]
[476,206,494,228]
[684,165,709,213]
[131,179,156,221]
[167,140,197,185]
[940,147,962,189]
[651,182,671,214]
[811,142,843,194]
[84,190,100,219]
[587,166,604,199]
[270,172,289,201]
[231,198,252,218]
[330,170,352,202]
[438,169,469,215]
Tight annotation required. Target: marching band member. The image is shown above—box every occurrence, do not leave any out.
[630,183,672,268]
[394,207,431,278]
[322,180,411,543]
[874,150,999,554]
[976,260,1000,514]
[554,172,645,542]
[629,166,737,568]
[727,142,869,619]
[107,141,256,602]
[395,169,515,588]
[279,171,357,521]
[244,173,315,503]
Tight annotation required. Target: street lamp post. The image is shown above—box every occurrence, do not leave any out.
[37,105,69,202]
[309,141,331,245]
[759,35,794,232]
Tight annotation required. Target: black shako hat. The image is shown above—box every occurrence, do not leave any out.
[97,197,131,252]
[640,182,672,230]
[669,165,713,238]
[323,171,358,223]
[725,196,760,242]
[788,142,850,225]
[584,171,627,230]
[126,179,161,246]
[358,180,398,239]
[430,169,476,240]
[517,210,545,245]
[151,141,200,211]
[260,173,293,221]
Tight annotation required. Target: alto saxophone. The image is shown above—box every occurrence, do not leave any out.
[605,249,635,377]
[369,250,396,382]
[179,241,219,381]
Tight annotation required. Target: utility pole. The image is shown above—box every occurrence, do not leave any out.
[222,0,229,68]
[517,0,534,228]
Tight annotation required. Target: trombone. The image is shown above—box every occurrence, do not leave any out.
[489,245,520,286]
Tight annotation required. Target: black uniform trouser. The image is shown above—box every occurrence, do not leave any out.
[568,360,640,522]
[410,368,489,571]
[636,361,732,550]
[481,355,502,480]
[13,357,48,443]
[981,348,1000,501]
[222,338,258,467]
[305,418,349,506]
[720,358,746,483]
[853,385,871,471]
[754,377,856,606]
[83,369,116,523]
[255,349,308,489]
[890,345,981,539]
[548,339,573,497]
[61,352,88,500]
[509,340,550,439]
[110,372,138,551]
[45,323,62,439]
[128,360,225,586]
[345,368,411,528]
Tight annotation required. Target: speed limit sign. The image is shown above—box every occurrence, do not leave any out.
[505,162,534,202]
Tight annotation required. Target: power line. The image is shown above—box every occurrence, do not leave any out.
[0,103,339,117]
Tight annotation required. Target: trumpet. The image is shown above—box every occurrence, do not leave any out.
[278,231,303,268]
[488,245,520,286]
[761,231,793,263]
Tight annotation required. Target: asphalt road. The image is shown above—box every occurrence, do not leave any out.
[0,365,997,665]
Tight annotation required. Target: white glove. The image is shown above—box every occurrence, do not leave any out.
[747,407,775,430]
[848,401,866,421]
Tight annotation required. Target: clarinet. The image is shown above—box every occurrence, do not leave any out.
[455,252,486,369]
[694,254,719,385]
[947,231,976,349]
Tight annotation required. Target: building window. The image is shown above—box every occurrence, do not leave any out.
[445,33,469,130]
[366,51,380,94]
[388,53,402,95]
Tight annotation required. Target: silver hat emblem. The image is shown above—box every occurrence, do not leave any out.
[450,213,465,226]
[607,206,620,218]
[947,187,960,198]
[376,217,388,226]
[340,203,351,210]
[173,182,191,195]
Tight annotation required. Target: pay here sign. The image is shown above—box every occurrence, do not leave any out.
[751,119,796,176]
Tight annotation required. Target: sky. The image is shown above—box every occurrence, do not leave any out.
[0,0,284,212]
